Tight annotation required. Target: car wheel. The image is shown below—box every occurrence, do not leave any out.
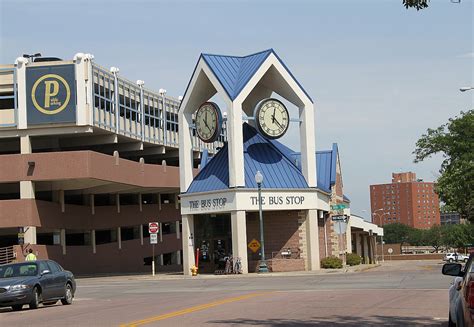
[29,287,40,309]
[448,258,454,263]
[448,312,456,327]
[11,304,23,311]
[61,283,73,305]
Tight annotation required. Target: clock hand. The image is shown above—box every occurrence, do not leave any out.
[272,107,276,124]
[274,118,284,129]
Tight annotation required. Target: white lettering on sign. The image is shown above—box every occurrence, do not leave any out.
[250,196,305,206]
[188,197,227,211]
[150,233,158,244]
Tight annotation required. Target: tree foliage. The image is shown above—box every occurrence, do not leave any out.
[382,223,412,244]
[384,223,474,252]
[403,0,430,10]
[413,110,474,222]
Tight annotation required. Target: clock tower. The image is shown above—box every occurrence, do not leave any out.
[178,49,321,275]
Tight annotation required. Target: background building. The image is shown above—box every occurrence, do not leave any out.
[370,172,440,229]
[440,212,462,225]
[0,53,222,273]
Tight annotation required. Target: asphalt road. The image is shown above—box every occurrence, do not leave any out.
[0,260,454,326]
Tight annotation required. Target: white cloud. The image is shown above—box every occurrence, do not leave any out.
[456,52,474,58]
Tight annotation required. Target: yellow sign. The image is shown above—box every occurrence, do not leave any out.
[31,74,71,115]
[248,239,261,253]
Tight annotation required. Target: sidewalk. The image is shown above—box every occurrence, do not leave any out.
[77,263,380,281]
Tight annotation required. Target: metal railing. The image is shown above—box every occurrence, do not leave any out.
[0,68,17,128]
[91,62,225,153]
[0,246,15,265]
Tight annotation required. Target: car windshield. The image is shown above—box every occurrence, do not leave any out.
[0,263,38,278]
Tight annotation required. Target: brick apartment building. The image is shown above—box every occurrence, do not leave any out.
[370,172,440,229]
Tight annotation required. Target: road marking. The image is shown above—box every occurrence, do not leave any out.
[120,292,271,326]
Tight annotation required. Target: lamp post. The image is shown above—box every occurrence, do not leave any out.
[372,208,387,263]
[255,171,268,273]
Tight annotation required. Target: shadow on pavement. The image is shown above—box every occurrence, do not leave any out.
[208,316,447,326]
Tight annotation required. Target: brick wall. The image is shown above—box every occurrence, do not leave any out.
[246,211,302,263]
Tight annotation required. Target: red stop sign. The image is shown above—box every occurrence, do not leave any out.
[148,222,159,234]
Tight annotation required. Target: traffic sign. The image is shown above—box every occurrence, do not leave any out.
[387,248,393,254]
[332,215,347,222]
[248,239,261,253]
[330,204,347,210]
[148,222,159,234]
[150,233,158,244]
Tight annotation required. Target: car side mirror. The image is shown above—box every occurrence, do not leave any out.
[442,263,463,277]
[41,270,51,276]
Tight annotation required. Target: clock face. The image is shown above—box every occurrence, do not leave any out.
[255,98,289,139]
[195,102,222,143]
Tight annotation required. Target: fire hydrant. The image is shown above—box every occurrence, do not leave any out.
[190,265,198,276]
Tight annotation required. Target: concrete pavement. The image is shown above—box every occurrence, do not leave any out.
[0,260,452,326]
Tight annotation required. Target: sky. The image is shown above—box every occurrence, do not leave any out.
[0,0,472,220]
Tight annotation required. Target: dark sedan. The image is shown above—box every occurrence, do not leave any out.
[0,260,75,311]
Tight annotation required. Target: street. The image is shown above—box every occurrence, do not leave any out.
[0,260,453,326]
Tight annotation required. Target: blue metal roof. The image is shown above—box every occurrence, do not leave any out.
[186,123,308,193]
[187,145,229,194]
[200,49,313,103]
[278,143,349,200]
[201,50,272,100]
[243,123,308,189]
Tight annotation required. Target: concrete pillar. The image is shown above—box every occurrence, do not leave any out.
[355,233,362,257]
[176,221,181,239]
[116,194,120,213]
[177,250,181,265]
[159,223,163,242]
[139,193,143,212]
[91,230,96,254]
[60,229,66,255]
[59,190,65,213]
[140,225,144,245]
[299,102,317,187]
[20,180,36,244]
[178,111,194,192]
[20,181,35,199]
[91,194,95,215]
[24,226,37,245]
[231,211,248,274]
[117,227,122,250]
[363,235,369,264]
[227,101,245,187]
[160,254,164,266]
[20,135,32,154]
[15,57,28,130]
[181,215,195,276]
[305,209,320,270]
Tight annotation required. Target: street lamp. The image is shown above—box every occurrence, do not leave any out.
[255,171,268,273]
[459,86,473,92]
[372,208,388,263]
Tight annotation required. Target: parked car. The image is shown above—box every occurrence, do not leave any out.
[442,253,474,327]
[0,260,75,311]
[444,253,470,263]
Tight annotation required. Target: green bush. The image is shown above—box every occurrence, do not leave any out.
[321,256,343,269]
[346,253,362,266]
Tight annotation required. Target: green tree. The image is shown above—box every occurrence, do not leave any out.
[414,110,474,222]
[408,228,425,246]
[403,0,430,10]
[383,223,413,244]
[423,225,444,253]
[442,223,474,249]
